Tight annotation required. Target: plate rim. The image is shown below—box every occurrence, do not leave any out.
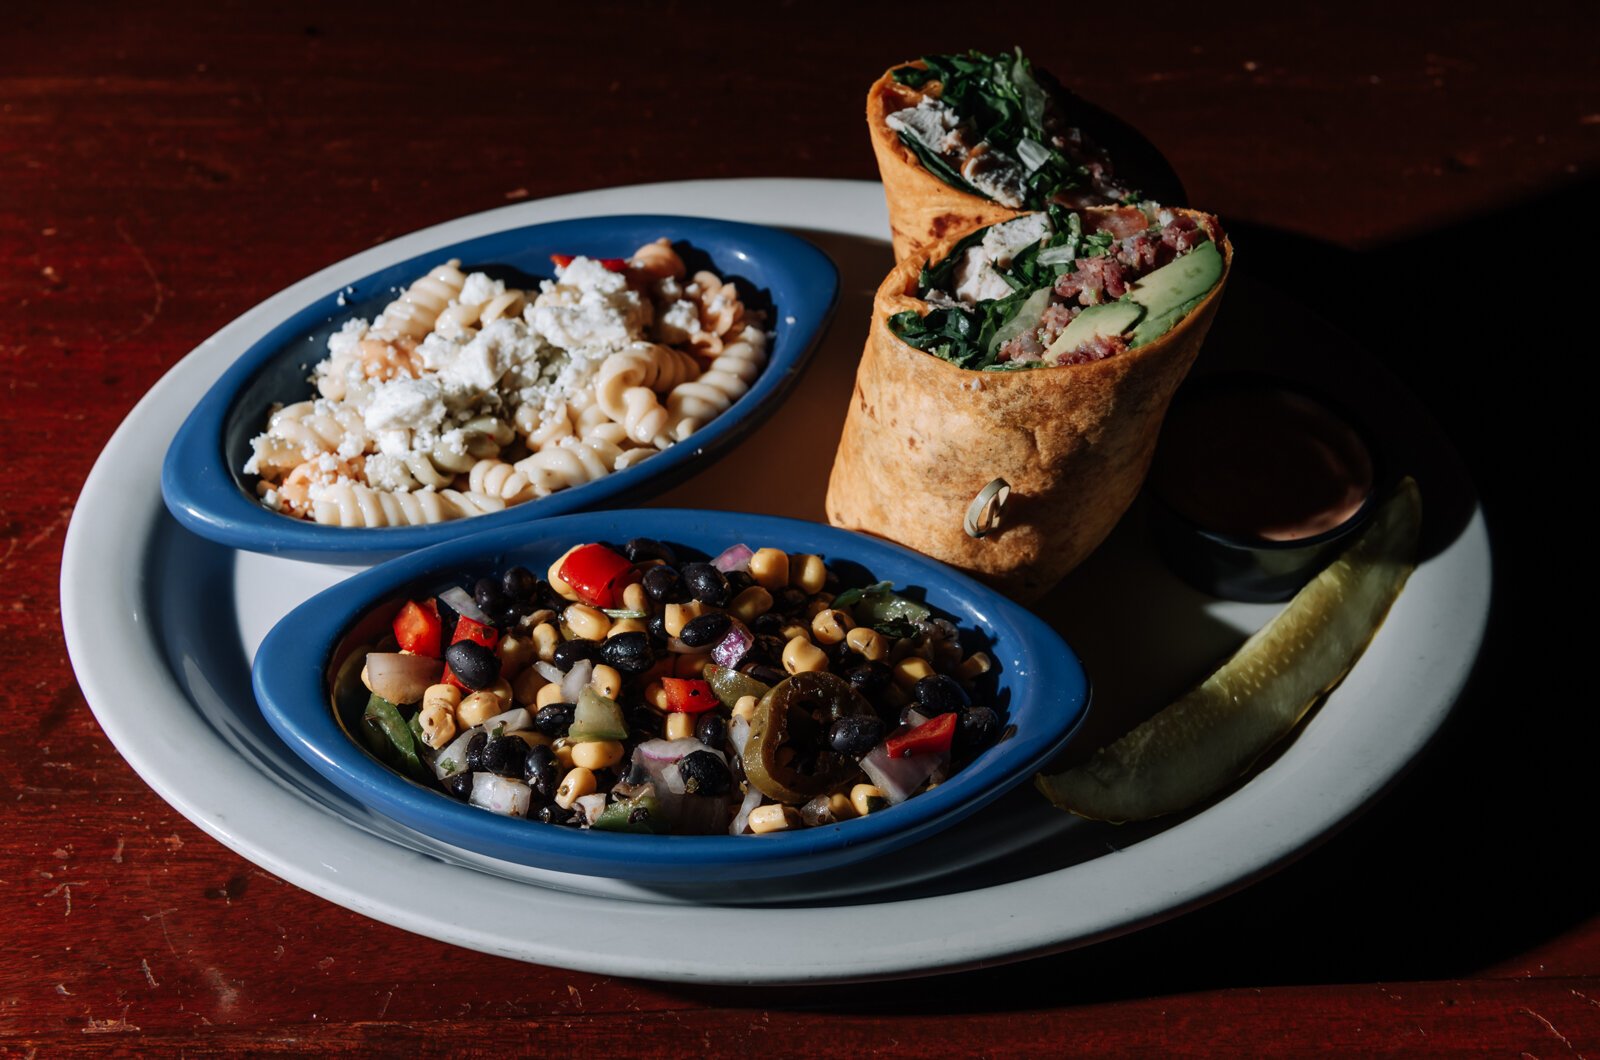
[61,177,1492,984]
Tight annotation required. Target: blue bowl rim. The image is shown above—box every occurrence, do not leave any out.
[161,215,840,562]
[251,509,1091,879]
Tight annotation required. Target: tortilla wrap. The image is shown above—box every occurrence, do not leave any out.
[825,209,1232,603]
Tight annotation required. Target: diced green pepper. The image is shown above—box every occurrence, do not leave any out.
[361,693,430,781]
[702,664,772,709]
[569,686,629,743]
[592,795,668,834]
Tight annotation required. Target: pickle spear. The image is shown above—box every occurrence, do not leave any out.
[1037,476,1422,823]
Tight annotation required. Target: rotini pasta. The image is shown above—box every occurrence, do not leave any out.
[245,240,769,526]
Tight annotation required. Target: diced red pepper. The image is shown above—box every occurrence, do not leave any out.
[443,616,501,689]
[392,599,441,658]
[884,712,957,759]
[549,253,629,272]
[661,677,718,714]
[558,543,635,609]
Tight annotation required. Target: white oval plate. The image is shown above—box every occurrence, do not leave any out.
[62,179,1490,984]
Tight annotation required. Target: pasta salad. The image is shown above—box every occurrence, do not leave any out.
[244,240,767,527]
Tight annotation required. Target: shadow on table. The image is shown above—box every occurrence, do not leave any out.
[651,175,1592,1009]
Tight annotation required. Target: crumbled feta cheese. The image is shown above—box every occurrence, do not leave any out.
[364,377,446,435]
[656,299,700,344]
[459,271,505,308]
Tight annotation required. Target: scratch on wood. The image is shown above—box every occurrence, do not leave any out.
[114,218,165,338]
[43,880,87,916]
[143,907,181,957]
[112,837,125,863]
[377,989,393,1019]
[1520,1007,1578,1055]
[140,958,159,988]
[82,1006,140,1034]
[56,983,73,995]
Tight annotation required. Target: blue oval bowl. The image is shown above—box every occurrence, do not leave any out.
[252,510,1091,882]
[162,216,839,563]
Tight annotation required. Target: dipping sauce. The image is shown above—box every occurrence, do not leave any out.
[1151,383,1374,543]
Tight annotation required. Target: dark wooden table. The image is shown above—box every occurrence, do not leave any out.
[4,2,1596,1054]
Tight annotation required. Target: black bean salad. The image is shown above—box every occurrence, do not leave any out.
[350,538,1006,836]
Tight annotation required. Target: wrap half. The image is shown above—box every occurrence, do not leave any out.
[868,50,1182,261]
[826,205,1232,603]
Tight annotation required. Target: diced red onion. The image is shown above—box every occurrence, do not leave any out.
[729,716,751,757]
[860,744,942,804]
[574,793,608,825]
[439,586,493,626]
[468,773,531,816]
[634,738,709,765]
[730,787,764,835]
[662,762,687,796]
[364,652,442,705]
[477,707,532,734]
[712,543,754,573]
[561,658,593,702]
[432,729,477,780]
[533,661,564,685]
[710,619,754,669]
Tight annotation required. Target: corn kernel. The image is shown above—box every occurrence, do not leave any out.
[570,740,624,771]
[782,635,828,674]
[547,545,584,602]
[554,766,595,808]
[727,586,773,624]
[622,582,650,614]
[791,553,827,594]
[535,681,567,709]
[732,695,758,720]
[457,691,502,727]
[590,664,622,700]
[531,622,561,663]
[811,609,853,645]
[845,626,887,661]
[748,547,790,591]
[564,604,611,641]
[851,783,889,817]
[665,712,694,741]
[957,652,993,681]
[747,804,801,834]
[892,656,935,689]
[512,666,549,706]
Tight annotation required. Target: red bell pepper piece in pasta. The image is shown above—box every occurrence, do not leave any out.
[550,253,630,272]
[884,712,957,759]
[661,677,718,714]
[392,599,442,658]
[443,616,501,689]
[558,543,635,609]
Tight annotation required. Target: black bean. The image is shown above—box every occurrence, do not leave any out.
[523,744,560,799]
[533,702,575,738]
[533,803,574,826]
[551,638,600,672]
[747,634,786,666]
[677,750,732,796]
[694,713,727,750]
[480,733,528,777]
[647,613,669,645]
[844,661,892,698]
[442,772,474,801]
[534,579,570,612]
[463,731,490,772]
[681,563,731,606]
[772,587,807,615]
[501,566,538,602]
[737,660,787,686]
[678,611,732,648]
[957,706,1001,754]
[624,538,678,566]
[751,612,784,636]
[474,577,508,615]
[627,705,663,740]
[642,565,688,603]
[444,640,500,689]
[600,632,654,674]
[723,569,755,595]
[913,674,969,715]
[828,715,884,758]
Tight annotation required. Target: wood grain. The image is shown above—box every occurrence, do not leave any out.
[2,0,1596,1053]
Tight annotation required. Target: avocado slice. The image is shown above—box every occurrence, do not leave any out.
[1129,293,1208,348]
[1127,239,1223,319]
[1044,299,1144,360]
